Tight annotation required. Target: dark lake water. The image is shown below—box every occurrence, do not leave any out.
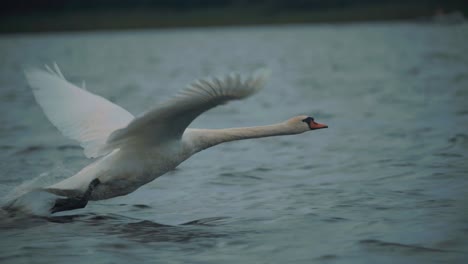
[1,22,468,263]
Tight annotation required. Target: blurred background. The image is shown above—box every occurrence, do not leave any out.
[1,0,467,33]
[1,1,468,264]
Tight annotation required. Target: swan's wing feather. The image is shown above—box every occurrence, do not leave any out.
[25,65,135,158]
[107,70,269,147]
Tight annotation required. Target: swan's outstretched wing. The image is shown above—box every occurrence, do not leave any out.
[107,70,269,148]
[25,64,135,158]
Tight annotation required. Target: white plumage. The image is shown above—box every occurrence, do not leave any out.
[25,64,134,158]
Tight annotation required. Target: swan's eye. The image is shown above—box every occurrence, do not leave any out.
[302,117,314,124]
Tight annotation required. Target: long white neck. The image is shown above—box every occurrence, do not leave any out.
[185,122,303,154]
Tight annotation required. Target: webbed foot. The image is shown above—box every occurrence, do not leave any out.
[50,179,100,214]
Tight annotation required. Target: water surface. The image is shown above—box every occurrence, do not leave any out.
[1,23,467,263]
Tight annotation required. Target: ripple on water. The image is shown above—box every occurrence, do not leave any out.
[12,144,82,156]
[0,145,14,150]
[359,239,459,254]
[14,145,45,155]
[209,172,264,186]
[448,133,468,148]
[1,210,230,244]
[433,152,464,158]
[323,216,349,223]
[131,204,152,209]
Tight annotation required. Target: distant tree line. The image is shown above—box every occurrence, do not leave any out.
[2,0,467,15]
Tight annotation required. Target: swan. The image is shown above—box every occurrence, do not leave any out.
[24,64,328,213]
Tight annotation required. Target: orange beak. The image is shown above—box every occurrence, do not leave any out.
[310,121,328,130]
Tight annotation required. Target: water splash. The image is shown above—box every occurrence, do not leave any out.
[2,172,58,216]
[3,190,56,216]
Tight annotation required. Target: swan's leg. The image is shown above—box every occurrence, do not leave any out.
[50,179,100,213]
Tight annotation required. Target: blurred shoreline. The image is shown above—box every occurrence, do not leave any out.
[1,2,467,34]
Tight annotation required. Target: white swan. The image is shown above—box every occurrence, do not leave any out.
[24,64,328,213]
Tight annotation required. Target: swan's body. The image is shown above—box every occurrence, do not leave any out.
[24,64,327,211]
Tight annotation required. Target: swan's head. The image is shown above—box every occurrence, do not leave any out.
[286,115,328,133]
